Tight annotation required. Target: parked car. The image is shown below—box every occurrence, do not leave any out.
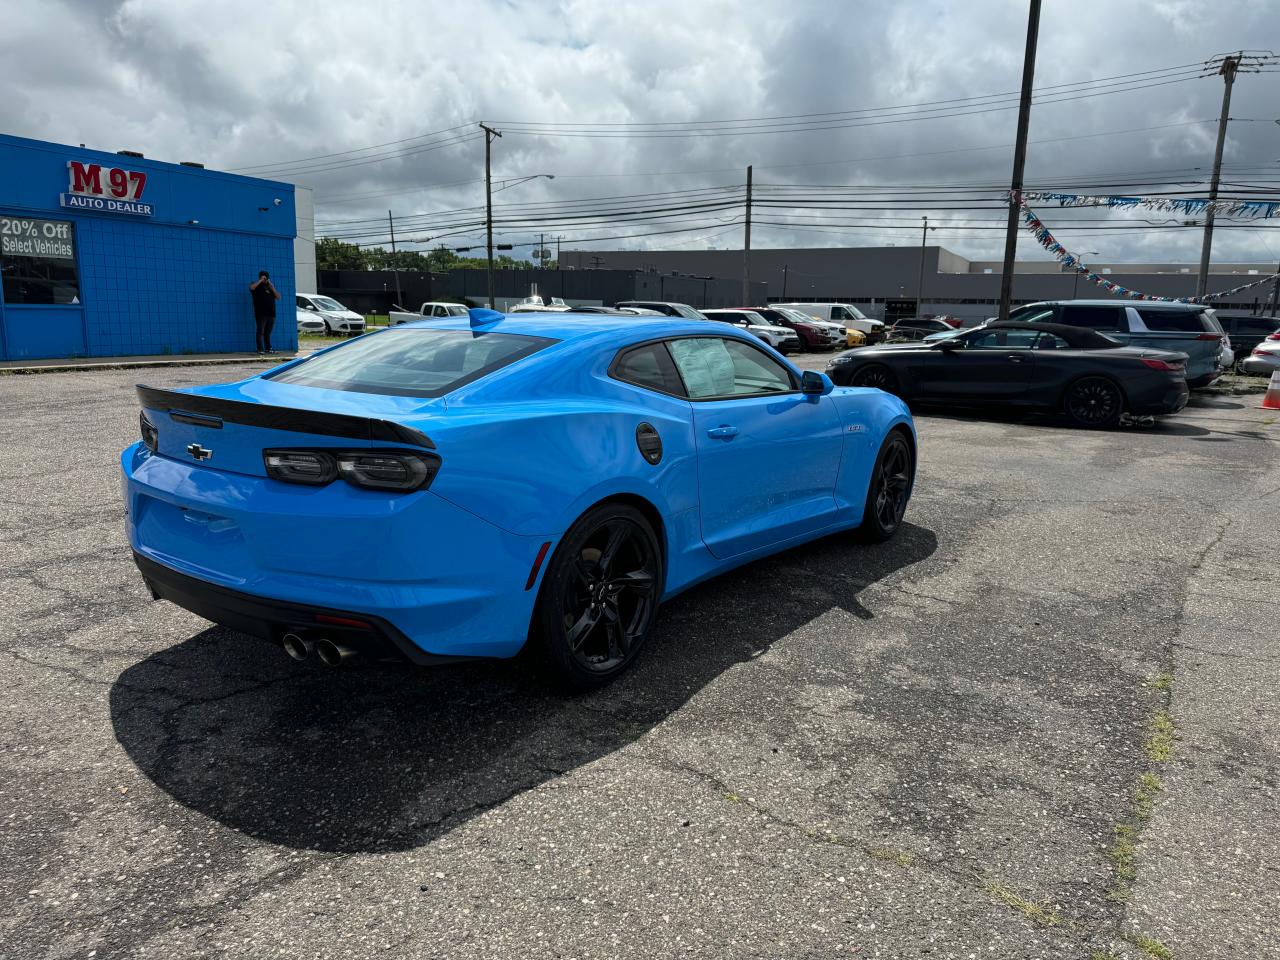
[1213,312,1280,364]
[1240,334,1280,377]
[124,311,915,689]
[887,318,958,341]
[388,302,471,325]
[846,328,868,348]
[774,303,886,343]
[774,306,849,345]
[615,300,708,320]
[295,307,326,335]
[702,309,802,353]
[296,294,366,336]
[741,306,838,350]
[1008,300,1225,388]
[826,320,1190,428]
[568,305,666,316]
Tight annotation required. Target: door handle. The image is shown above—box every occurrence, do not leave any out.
[1007,354,1026,363]
[706,425,740,440]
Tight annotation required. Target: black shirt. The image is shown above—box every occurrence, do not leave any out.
[252,281,276,318]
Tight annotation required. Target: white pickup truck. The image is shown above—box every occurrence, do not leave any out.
[388,301,472,325]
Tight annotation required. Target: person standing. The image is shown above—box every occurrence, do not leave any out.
[249,271,280,354]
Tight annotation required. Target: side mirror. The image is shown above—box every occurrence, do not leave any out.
[936,337,961,351]
[801,370,833,395]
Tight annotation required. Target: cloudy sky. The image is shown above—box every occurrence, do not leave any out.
[5,0,1279,264]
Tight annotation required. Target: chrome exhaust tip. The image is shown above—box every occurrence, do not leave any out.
[315,638,356,667]
[281,632,314,661]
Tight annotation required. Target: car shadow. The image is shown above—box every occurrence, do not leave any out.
[109,522,937,853]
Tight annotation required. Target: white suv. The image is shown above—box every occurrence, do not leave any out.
[702,309,802,354]
[296,294,366,336]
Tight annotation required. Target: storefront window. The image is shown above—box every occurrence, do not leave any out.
[0,216,81,304]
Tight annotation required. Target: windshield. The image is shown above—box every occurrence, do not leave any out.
[267,328,555,398]
[674,304,708,320]
[312,297,348,312]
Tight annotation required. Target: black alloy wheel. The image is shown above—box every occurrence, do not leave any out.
[861,432,913,541]
[536,503,661,689]
[850,364,898,394]
[1064,376,1123,429]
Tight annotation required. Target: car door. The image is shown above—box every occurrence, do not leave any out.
[666,336,843,559]
[923,327,1039,399]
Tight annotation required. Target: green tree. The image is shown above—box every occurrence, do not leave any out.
[316,237,367,270]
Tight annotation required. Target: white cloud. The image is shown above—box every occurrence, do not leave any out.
[2,0,1277,263]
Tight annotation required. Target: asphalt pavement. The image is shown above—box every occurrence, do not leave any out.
[1,356,1277,959]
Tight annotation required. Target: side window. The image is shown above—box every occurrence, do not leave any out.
[296,296,308,309]
[1034,332,1070,350]
[966,329,1040,349]
[612,343,685,396]
[1136,309,1203,332]
[1009,307,1054,324]
[1239,318,1280,335]
[668,337,795,399]
[1060,306,1125,330]
[831,307,851,321]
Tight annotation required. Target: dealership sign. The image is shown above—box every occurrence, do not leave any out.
[59,160,154,216]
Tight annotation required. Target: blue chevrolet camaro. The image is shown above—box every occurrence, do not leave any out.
[122,310,916,688]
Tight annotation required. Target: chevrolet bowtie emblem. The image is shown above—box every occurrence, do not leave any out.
[186,443,213,461]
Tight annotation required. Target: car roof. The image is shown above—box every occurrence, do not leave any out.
[987,320,1119,348]
[1022,299,1201,311]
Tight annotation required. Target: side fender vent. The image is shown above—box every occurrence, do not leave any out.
[635,422,663,465]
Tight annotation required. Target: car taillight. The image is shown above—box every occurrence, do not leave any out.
[1195,332,1223,341]
[943,318,963,328]
[1268,333,1280,341]
[264,451,338,485]
[1141,358,1185,372]
[139,411,159,452]
[263,449,439,492]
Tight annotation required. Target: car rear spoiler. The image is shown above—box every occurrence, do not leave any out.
[135,385,435,449]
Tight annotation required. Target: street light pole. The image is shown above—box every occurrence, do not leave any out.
[997,0,1042,322]
[1072,251,1099,299]
[479,123,502,309]
[742,165,752,305]
[1197,53,1241,297]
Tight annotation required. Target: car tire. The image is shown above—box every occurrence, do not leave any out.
[849,363,899,395]
[1063,376,1123,429]
[859,431,914,542]
[533,502,662,690]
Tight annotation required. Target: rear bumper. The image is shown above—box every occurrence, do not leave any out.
[121,442,548,659]
[1186,370,1221,389]
[1241,356,1280,376]
[1129,381,1190,415]
[133,551,461,665]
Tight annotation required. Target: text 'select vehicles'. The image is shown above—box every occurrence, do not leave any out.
[123,311,915,688]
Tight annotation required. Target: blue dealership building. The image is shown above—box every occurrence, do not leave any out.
[0,133,301,361]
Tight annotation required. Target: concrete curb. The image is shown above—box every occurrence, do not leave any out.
[0,355,295,376]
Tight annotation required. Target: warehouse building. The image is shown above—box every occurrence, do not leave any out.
[0,133,313,361]
[561,246,1278,323]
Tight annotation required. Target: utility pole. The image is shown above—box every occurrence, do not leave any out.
[479,123,502,309]
[539,232,545,270]
[387,210,402,308]
[782,264,788,300]
[555,235,563,269]
[1197,53,1241,297]
[742,165,752,305]
[997,0,1042,323]
[916,216,934,318]
[1270,260,1280,318]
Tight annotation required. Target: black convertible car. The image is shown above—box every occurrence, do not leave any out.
[827,321,1190,428]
